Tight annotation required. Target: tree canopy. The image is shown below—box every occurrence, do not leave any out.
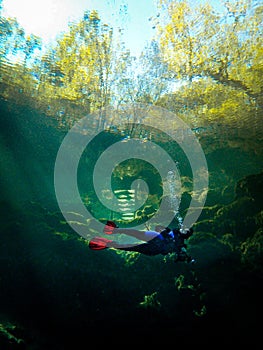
[155,0,262,134]
[0,0,262,136]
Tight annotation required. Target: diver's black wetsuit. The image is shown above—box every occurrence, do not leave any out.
[89,223,195,263]
[117,228,194,262]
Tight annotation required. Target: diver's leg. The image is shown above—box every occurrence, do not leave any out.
[89,238,139,250]
[113,228,159,242]
[108,241,159,256]
[103,221,159,241]
[106,240,140,249]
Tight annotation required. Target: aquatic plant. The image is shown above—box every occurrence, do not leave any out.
[175,272,207,318]
[240,228,263,274]
[114,250,140,266]
[0,322,24,345]
[139,291,161,310]
[194,304,207,317]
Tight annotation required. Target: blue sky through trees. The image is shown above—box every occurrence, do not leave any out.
[2,0,159,57]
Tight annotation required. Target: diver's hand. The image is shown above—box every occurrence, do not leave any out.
[179,227,193,237]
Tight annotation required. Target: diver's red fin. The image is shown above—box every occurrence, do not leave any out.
[103,220,118,235]
[89,237,113,250]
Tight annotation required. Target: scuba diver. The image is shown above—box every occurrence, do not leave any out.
[89,221,195,263]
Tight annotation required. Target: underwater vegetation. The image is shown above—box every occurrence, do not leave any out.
[139,291,161,310]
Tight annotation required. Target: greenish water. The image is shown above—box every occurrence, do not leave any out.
[1,100,263,348]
